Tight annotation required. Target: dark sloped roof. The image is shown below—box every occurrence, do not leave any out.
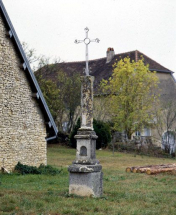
[38,50,173,93]
[0,0,58,140]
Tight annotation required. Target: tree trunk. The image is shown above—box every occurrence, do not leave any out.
[126,130,132,140]
[126,165,159,173]
[126,164,176,175]
[146,167,176,175]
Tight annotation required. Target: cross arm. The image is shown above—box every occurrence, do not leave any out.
[90,38,100,43]
[74,39,84,44]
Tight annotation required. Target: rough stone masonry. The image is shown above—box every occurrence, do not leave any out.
[68,76,103,197]
[0,12,47,171]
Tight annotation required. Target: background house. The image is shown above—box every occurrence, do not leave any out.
[36,48,176,146]
[0,0,58,171]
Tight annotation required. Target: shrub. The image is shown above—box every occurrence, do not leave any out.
[69,118,111,149]
[108,141,174,158]
[14,162,62,175]
[93,119,111,149]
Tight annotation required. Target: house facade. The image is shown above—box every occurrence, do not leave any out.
[0,0,58,171]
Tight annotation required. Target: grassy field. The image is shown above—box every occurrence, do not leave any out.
[0,145,176,215]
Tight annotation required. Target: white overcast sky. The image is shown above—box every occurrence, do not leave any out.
[2,0,176,74]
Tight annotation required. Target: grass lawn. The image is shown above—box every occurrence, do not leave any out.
[0,145,176,215]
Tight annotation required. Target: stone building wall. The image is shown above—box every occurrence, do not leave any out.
[0,14,47,171]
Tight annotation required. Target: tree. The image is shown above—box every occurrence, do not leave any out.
[56,70,81,133]
[93,95,111,121]
[100,57,159,139]
[22,42,40,65]
[154,100,176,137]
[22,42,81,133]
[22,42,61,71]
[36,75,61,121]
[35,69,81,133]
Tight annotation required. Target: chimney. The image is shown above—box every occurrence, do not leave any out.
[106,47,115,63]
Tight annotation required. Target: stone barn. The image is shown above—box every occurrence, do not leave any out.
[0,0,58,171]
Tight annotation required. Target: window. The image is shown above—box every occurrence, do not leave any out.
[143,127,151,136]
[135,131,141,136]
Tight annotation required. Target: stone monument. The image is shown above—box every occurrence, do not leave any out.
[68,28,103,197]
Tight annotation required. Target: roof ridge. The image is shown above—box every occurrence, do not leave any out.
[59,56,107,64]
[63,50,138,64]
[57,49,172,73]
[114,50,136,57]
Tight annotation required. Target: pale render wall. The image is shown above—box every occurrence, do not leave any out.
[0,14,47,171]
[156,73,176,102]
[152,73,176,144]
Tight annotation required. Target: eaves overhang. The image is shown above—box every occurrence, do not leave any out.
[149,69,173,74]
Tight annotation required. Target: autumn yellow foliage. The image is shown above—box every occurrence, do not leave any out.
[100,57,159,139]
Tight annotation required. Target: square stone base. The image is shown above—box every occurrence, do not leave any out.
[69,171,103,197]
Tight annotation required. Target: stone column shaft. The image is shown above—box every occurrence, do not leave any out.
[80,76,94,130]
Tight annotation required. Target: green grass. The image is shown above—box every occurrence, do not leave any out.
[0,145,176,215]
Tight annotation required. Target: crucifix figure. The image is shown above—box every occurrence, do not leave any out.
[75,27,100,76]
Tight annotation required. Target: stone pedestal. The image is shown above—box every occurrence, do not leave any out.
[68,165,103,197]
[68,76,103,197]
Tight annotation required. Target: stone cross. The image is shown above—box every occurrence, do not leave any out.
[68,28,103,197]
[75,27,100,76]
